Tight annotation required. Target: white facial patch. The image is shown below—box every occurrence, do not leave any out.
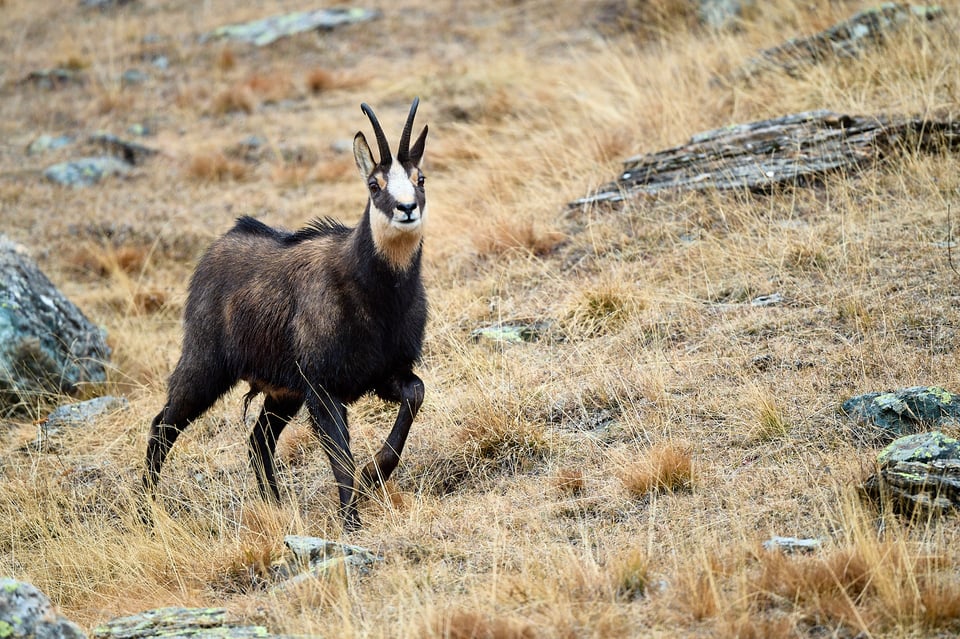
[386,163,417,217]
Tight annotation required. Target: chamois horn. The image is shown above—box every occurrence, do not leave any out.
[397,97,420,164]
[361,102,392,165]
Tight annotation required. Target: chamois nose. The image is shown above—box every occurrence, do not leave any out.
[396,202,417,218]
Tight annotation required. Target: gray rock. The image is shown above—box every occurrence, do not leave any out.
[842,386,960,444]
[273,535,382,590]
[21,69,83,89]
[203,7,381,46]
[91,607,289,639]
[471,321,551,343]
[26,134,75,155]
[570,111,960,207]
[43,156,131,187]
[0,578,87,639]
[734,3,944,80]
[42,396,129,438]
[763,536,822,553]
[120,69,148,87]
[88,133,157,165]
[0,235,110,415]
[862,431,960,515]
[699,0,755,29]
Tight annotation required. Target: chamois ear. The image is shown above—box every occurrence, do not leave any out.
[409,125,428,166]
[353,132,376,178]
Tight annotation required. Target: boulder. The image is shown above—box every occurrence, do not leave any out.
[842,386,960,444]
[203,8,381,47]
[570,111,960,207]
[273,535,382,590]
[43,157,131,187]
[735,3,945,81]
[41,396,129,440]
[0,578,87,639]
[0,236,110,415]
[862,431,960,515]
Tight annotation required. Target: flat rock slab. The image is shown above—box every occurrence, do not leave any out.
[41,396,129,439]
[571,110,960,207]
[734,3,944,80]
[862,431,960,515]
[470,321,551,344]
[842,386,960,444]
[92,607,291,639]
[273,535,382,591]
[44,156,131,187]
[204,8,381,46]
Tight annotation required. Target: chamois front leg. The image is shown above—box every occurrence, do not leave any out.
[360,372,424,492]
[306,392,361,532]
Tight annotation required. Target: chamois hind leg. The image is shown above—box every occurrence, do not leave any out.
[142,365,233,510]
[248,392,304,502]
[305,392,360,532]
[360,373,424,492]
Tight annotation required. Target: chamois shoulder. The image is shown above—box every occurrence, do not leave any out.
[228,215,350,245]
[285,217,351,244]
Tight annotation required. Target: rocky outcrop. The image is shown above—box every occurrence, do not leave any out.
[0,236,110,415]
[842,386,960,444]
[862,431,960,514]
[570,111,960,207]
[0,578,87,639]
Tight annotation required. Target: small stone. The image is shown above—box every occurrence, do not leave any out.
[471,321,550,343]
[763,536,822,553]
[44,156,131,187]
[120,68,149,87]
[42,396,129,438]
[26,134,75,155]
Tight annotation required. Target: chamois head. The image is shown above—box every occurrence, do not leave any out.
[353,98,429,269]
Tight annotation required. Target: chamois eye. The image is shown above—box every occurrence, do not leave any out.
[417,173,425,188]
[368,179,380,193]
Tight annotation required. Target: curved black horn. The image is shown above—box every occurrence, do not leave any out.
[360,103,392,165]
[397,97,420,163]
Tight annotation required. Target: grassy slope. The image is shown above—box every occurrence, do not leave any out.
[2,0,960,636]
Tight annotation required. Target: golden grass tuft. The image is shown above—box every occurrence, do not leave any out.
[186,151,249,182]
[426,609,537,639]
[609,547,652,601]
[551,467,584,496]
[620,441,694,496]
[472,218,564,258]
[210,85,256,115]
[216,47,237,72]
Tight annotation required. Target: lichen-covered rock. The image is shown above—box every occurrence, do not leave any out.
[273,535,382,591]
[0,235,110,415]
[42,396,129,439]
[735,3,945,80]
[203,8,381,46]
[862,431,960,515]
[0,578,87,639]
[842,386,960,444]
[92,607,281,639]
[43,156,131,187]
[470,321,551,344]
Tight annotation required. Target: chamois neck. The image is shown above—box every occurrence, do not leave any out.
[356,202,423,274]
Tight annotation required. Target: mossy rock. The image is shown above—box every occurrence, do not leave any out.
[841,386,960,444]
[877,431,960,466]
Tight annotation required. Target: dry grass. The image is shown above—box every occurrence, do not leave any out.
[3,0,960,637]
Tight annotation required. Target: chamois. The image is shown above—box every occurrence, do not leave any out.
[142,99,429,532]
